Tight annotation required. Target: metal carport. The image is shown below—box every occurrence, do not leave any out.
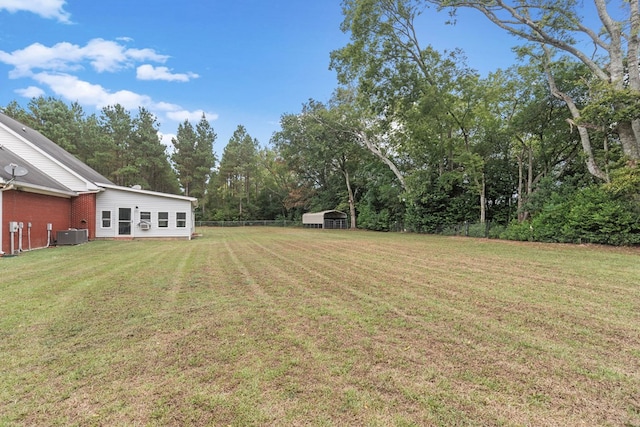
[302,210,348,229]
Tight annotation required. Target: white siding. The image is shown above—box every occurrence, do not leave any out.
[95,188,194,239]
[0,126,98,192]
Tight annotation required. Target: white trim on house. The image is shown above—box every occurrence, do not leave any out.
[96,182,198,206]
[6,180,78,198]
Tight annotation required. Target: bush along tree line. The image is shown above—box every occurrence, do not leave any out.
[2,0,640,245]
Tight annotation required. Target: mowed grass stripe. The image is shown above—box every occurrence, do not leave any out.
[171,230,364,425]
[1,227,639,426]
[221,233,379,424]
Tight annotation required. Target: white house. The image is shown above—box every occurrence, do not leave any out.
[95,183,197,240]
[0,111,198,255]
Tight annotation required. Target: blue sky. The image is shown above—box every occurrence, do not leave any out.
[0,1,523,153]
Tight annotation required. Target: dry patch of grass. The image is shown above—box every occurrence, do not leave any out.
[1,228,639,426]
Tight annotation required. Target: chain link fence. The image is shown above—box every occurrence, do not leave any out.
[196,220,301,228]
[196,219,506,238]
[435,221,506,239]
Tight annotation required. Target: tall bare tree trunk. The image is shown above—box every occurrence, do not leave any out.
[479,173,486,224]
[544,54,609,181]
[343,168,357,229]
[517,147,525,222]
[356,131,406,190]
[525,145,533,220]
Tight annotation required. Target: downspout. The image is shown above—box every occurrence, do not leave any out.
[46,223,52,248]
[0,182,13,256]
[0,185,3,256]
[18,222,23,252]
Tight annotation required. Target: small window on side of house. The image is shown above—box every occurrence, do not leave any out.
[158,212,169,228]
[176,212,186,228]
[102,211,111,228]
[140,211,151,223]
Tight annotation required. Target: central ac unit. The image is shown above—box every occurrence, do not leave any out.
[56,229,88,245]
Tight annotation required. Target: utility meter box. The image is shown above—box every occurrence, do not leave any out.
[9,221,19,232]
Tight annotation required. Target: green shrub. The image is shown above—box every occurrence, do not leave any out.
[357,204,392,231]
[503,178,640,246]
[500,220,534,241]
[530,200,572,243]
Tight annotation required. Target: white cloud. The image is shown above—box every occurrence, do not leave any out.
[125,47,169,64]
[26,72,218,129]
[0,35,215,133]
[15,86,45,98]
[0,42,83,77]
[136,64,199,82]
[0,38,170,77]
[154,101,184,112]
[159,132,176,150]
[0,0,71,23]
[33,72,153,109]
[166,109,219,122]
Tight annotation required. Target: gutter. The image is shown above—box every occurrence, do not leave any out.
[4,181,77,197]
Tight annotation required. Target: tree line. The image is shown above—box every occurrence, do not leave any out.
[2,0,639,245]
[0,97,293,222]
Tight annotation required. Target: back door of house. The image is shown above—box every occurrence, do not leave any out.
[118,207,132,236]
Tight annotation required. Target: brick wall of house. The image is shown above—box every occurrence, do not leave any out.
[71,193,97,240]
[2,190,71,254]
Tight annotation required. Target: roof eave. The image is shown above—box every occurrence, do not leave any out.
[97,182,199,204]
[1,181,77,198]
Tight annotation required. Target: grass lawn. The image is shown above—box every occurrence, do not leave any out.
[1,227,639,426]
